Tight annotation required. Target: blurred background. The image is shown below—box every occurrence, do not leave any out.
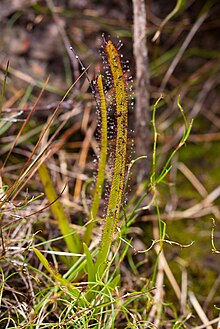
[0,0,220,326]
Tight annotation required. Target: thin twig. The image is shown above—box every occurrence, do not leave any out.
[132,0,150,180]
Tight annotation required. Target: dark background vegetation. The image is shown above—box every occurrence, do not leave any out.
[0,0,220,327]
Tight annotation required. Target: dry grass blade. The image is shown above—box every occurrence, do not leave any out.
[160,10,209,92]
[189,291,213,329]
[0,77,50,174]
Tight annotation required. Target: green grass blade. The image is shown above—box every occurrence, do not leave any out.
[83,243,96,284]
[33,247,81,299]
[0,61,9,116]
[153,0,185,42]
[38,163,81,255]
[150,97,163,187]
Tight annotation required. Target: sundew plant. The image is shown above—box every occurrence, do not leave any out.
[0,35,193,328]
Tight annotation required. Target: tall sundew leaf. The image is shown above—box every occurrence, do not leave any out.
[95,40,128,274]
[84,75,108,245]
